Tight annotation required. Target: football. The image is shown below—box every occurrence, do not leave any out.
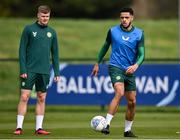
[90,115,106,131]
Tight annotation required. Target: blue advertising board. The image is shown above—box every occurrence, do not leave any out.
[29,64,180,106]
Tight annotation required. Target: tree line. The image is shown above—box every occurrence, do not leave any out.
[0,0,132,18]
[0,0,177,19]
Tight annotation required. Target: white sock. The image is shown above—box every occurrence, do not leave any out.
[36,115,44,130]
[105,113,113,126]
[16,115,24,129]
[125,120,133,132]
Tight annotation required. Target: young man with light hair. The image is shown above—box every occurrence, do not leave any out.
[14,5,60,135]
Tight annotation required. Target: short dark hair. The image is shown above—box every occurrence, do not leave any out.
[38,5,51,14]
[120,7,134,15]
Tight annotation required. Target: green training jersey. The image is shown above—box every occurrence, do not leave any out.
[19,22,60,76]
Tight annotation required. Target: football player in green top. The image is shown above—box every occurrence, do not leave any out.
[92,7,145,137]
[14,5,60,135]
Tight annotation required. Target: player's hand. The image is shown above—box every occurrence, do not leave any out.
[20,73,28,79]
[126,64,139,74]
[54,76,60,82]
[91,63,99,76]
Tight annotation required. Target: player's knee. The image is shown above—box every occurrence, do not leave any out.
[115,88,124,97]
[37,94,46,103]
[20,94,30,103]
[114,93,123,101]
[128,98,136,107]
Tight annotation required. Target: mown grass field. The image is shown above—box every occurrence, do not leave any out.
[0,19,179,139]
[0,106,180,139]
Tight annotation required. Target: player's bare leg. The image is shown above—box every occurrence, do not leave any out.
[108,83,124,115]
[124,91,137,137]
[36,92,46,116]
[18,90,31,116]
[35,92,50,135]
[102,83,124,135]
[14,90,31,135]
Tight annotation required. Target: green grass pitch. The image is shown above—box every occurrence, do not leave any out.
[0,106,180,139]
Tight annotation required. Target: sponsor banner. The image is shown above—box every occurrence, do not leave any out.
[29,64,180,106]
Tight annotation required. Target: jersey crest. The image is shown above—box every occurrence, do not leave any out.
[32,31,37,37]
[122,36,130,41]
[47,32,52,38]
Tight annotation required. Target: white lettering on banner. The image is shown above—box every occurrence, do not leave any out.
[136,76,146,93]
[78,77,86,94]
[93,76,105,93]
[144,77,156,94]
[57,75,172,95]
[136,76,169,94]
[57,76,66,93]
[57,76,113,94]
[104,77,114,93]
[67,77,78,93]
[87,77,95,94]
[156,76,168,93]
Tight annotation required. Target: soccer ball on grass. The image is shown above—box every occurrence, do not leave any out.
[90,115,106,131]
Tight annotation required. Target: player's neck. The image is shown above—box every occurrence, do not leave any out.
[120,24,133,32]
[37,21,48,27]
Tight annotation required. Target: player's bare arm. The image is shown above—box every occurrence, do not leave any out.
[91,63,99,76]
